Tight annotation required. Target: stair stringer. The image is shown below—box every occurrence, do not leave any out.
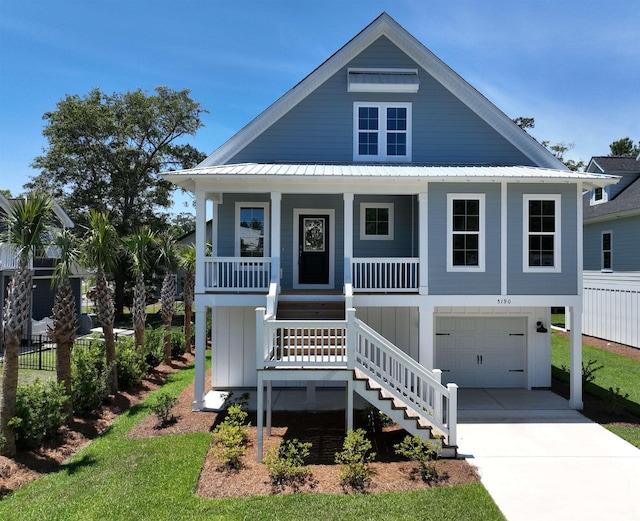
[352,369,457,458]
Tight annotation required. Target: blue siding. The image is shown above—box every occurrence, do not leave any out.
[427,184,501,295]
[353,195,416,257]
[507,184,578,295]
[228,36,534,166]
[584,216,640,272]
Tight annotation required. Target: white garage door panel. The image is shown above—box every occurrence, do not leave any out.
[435,317,526,388]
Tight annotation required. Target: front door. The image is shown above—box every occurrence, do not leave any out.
[298,214,330,285]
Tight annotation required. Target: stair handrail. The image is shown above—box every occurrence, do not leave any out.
[265,257,280,318]
[350,311,456,444]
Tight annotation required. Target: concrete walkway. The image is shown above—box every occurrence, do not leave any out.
[457,389,640,521]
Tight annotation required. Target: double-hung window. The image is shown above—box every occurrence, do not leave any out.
[360,202,394,240]
[447,194,485,271]
[235,203,269,257]
[601,231,612,271]
[523,195,561,273]
[353,102,412,161]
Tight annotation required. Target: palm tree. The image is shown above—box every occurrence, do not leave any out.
[49,228,80,421]
[123,226,154,356]
[157,232,178,364]
[1,192,54,456]
[82,210,119,393]
[177,244,196,354]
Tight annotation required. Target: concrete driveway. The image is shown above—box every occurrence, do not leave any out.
[457,389,640,521]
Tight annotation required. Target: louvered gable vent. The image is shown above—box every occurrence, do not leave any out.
[347,68,419,93]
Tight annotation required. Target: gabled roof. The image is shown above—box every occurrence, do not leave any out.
[587,156,640,175]
[199,12,565,170]
[0,192,74,228]
[583,175,640,221]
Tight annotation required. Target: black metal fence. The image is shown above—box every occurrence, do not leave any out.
[0,335,58,371]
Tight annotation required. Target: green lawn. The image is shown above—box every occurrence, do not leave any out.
[0,356,505,521]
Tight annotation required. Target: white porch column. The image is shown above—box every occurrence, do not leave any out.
[568,304,584,409]
[343,193,354,260]
[270,192,281,261]
[192,297,206,411]
[195,190,207,294]
[419,303,435,370]
[501,181,508,295]
[418,192,428,295]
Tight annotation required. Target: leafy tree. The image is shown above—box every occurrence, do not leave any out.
[512,116,535,130]
[609,137,639,157]
[1,192,54,455]
[49,228,80,420]
[169,212,196,238]
[178,244,196,354]
[27,86,207,313]
[122,226,155,355]
[82,210,120,393]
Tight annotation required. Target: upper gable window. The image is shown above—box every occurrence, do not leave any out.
[353,102,412,162]
[348,68,419,93]
[523,195,561,273]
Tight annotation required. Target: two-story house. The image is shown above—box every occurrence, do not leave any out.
[162,13,617,456]
[0,192,82,340]
[582,155,639,348]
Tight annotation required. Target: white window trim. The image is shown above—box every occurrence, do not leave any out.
[359,202,394,241]
[601,230,613,272]
[522,194,561,273]
[590,186,608,206]
[234,202,270,257]
[446,194,485,272]
[353,102,412,162]
[347,68,419,93]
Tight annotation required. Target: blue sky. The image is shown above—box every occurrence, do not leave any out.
[1,0,638,212]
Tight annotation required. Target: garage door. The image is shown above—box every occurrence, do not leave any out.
[435,317,526,388]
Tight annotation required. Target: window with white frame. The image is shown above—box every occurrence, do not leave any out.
[523,194,561,272]
[360,202,394,240]
[601,231,612,271]
[590,186,608,205]
[447,194,485,271]
[353,102,412,161]
[235,203,269,257]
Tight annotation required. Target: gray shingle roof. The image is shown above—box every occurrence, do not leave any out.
[589,156,640,174]
[583,175,640,220]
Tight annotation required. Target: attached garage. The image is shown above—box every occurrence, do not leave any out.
[435,316,527,388]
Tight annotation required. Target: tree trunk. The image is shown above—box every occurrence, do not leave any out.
[56,340,73,420]
[163,318,172,364]
[103,321,118,393]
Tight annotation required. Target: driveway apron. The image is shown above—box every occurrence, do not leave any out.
[457,390,640,521]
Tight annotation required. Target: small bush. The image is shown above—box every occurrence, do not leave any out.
[211,404,251,470]
[394,435,441,483]
[335,429,376,492]
[71,342,110,415]
[116,337,146,390]
[362,404,394,433]
[170,329,186,359]
[263,438,312,491]
[144,329,163,370]
[150,393,178,427]
[9,379,69,450]
[560,358,604,386]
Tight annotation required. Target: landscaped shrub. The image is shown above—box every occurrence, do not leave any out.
[143,328,163,370]
[150,393,178,427]
[335,428,376,492]
[262,438,312,491]
[362,404,394,433]
[71,341,110,415]
[9,379,69,450]
[606,386,630,415]
[394,434,441,483]
[170,329,186,359]
[115,336,146,390]
[211,404,251,470]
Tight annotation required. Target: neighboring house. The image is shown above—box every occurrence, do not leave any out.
[0,192,83,341]
[161,13,617,455]
[582,155,640,348]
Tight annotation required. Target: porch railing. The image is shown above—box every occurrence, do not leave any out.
[255,307,456,446]
[351,257,419,292]
[204,256,272,291]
